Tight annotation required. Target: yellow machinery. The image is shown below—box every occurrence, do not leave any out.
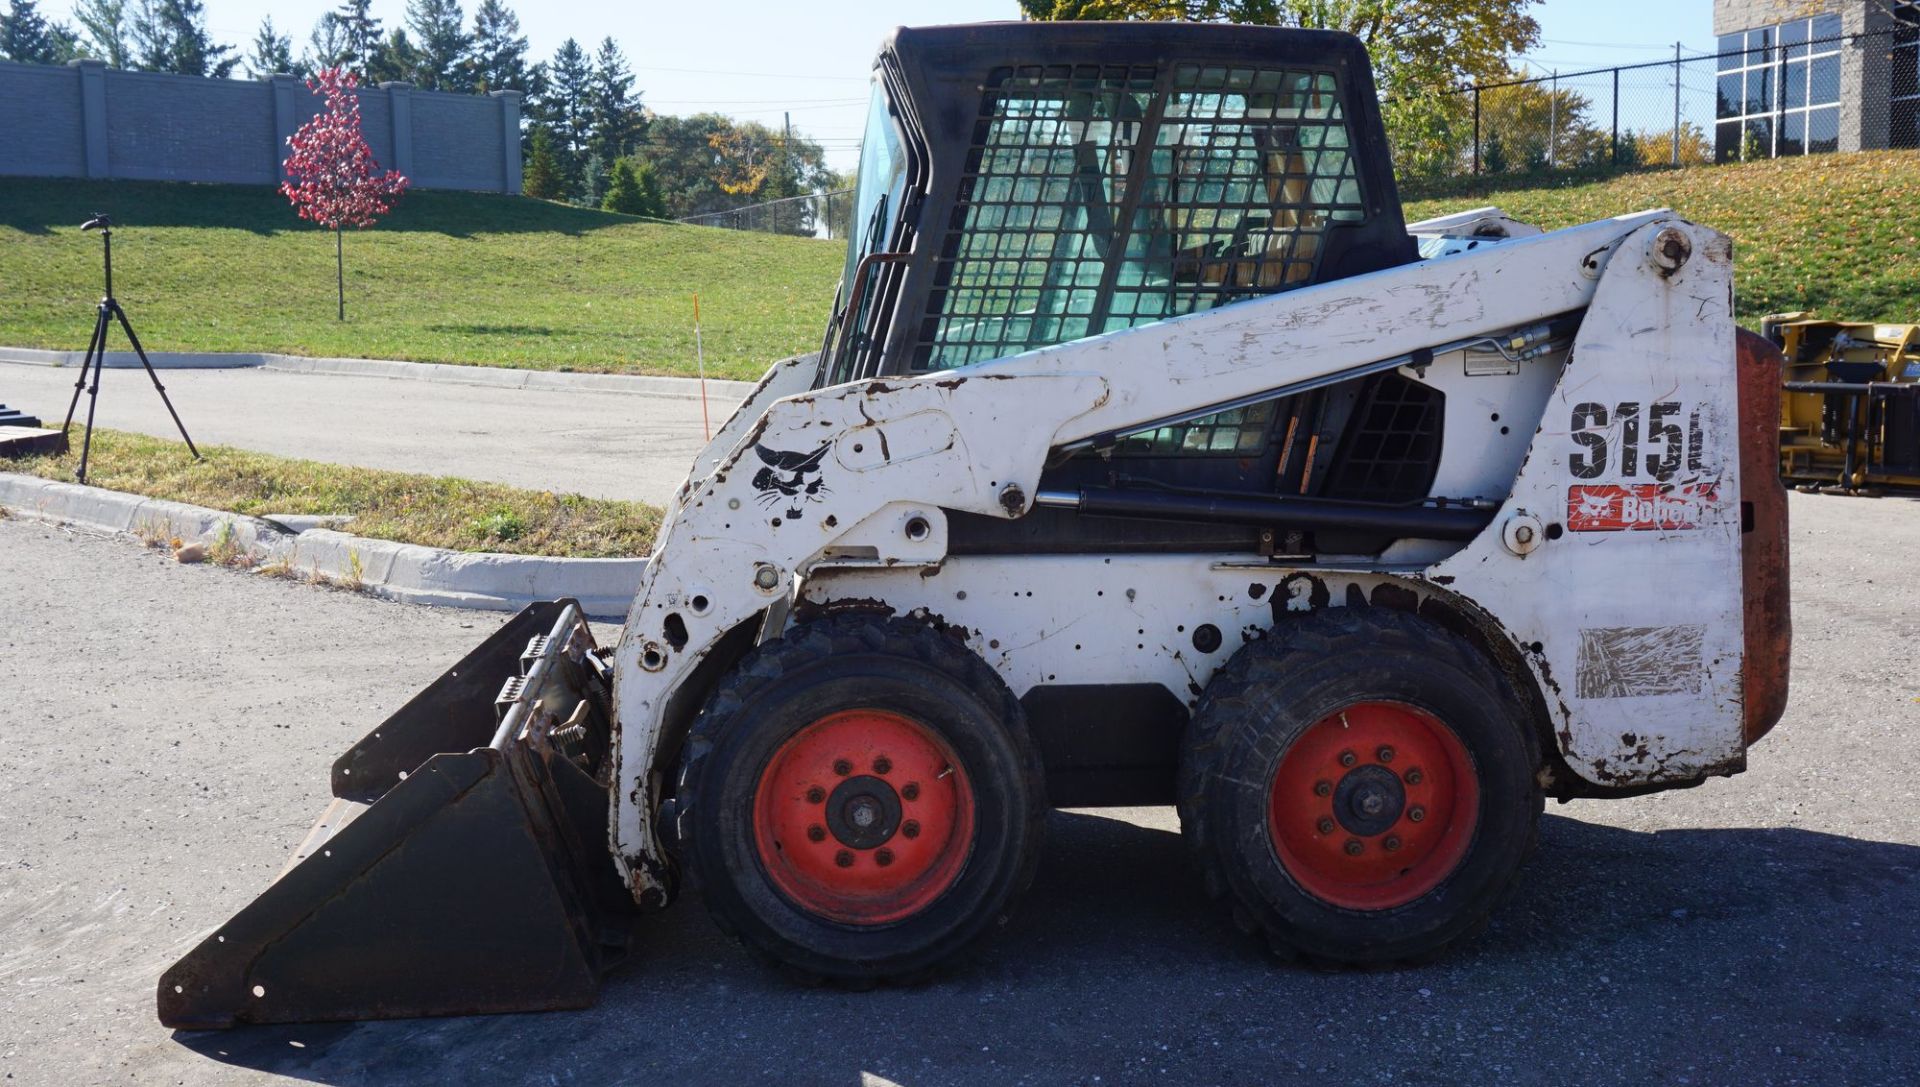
[1770,313,1920,491]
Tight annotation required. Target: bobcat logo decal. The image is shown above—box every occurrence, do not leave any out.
[751,442,831,520]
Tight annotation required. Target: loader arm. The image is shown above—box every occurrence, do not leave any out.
[610,209,1742,898]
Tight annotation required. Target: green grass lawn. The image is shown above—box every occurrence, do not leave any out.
[1402,151,1920,326]
[4,154,1914,382]
[9,429,660,556]
[0,178,842,380]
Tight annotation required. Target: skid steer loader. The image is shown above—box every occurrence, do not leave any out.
[158,21,1792,1029]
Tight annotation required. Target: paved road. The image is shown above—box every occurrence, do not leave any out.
[1,492,1917,1086]
[0,362,738,506]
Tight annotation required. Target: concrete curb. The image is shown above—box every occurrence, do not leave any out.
[0,345,254,369]
[0,471,645,620]
[0,345,759,402]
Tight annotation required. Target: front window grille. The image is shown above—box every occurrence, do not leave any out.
[916,62,1365,372]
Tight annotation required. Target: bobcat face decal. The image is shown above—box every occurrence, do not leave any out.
[751,442,832,520]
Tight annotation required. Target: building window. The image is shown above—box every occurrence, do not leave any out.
[1716,14,1843,161]
[1894,3,1920,148]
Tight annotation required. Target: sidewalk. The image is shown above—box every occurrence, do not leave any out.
[0,355,756,506]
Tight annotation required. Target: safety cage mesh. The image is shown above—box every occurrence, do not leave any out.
[915,61,1366,379]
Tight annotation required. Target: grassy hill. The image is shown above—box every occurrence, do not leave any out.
[1403,151,1920,326]
[4,154,1915,381]
[0,178,842,380]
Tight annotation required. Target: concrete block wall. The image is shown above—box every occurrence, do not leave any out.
[3,61,87,178]
[1711,0,1823,35]
[0,60,521,193]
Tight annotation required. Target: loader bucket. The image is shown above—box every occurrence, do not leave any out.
[157,601,638,1029]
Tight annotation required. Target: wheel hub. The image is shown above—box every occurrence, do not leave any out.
[1332,764,1405,837]
[751,709,976,925]
[1267,701,1480,911]
[826,775,902,849]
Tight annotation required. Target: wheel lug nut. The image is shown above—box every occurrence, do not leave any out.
[1383,835,1402,852]
[805,785,826,804]
[832,759,852,776]
[902,819,921,839]
[834,850,854,868]
[807,824,826,842]
[873,756,892,775]
[1343,839,1364,856]
[1404,768,1423,786]
[1338,750,1357,768]
[1408,806,1426,823]
[1316,817,1335,835]
[1376,745,1394,763]
[875,848,895,867]
[902,782,920,801]
[1313,780,1331,797]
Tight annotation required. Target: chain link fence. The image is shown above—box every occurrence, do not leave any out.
[1418,24,1917,184]
[677,189,855,240]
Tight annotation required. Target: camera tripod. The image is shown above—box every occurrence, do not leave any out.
[60,213,199,484]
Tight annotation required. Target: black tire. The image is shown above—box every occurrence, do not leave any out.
[671,614,1045,982]
[1178,606,1543,965]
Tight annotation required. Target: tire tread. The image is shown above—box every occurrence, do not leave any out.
[673,613,1043,985]
[1176,607,1543,967]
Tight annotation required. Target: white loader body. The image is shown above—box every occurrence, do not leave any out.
[609,210,1749,898]
[156,23,1792,1029]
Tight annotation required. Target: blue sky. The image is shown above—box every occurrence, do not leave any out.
[176,0,1717,170]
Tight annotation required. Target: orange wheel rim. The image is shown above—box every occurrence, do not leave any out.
[752,709,975,925]
[1267,701,1479,910]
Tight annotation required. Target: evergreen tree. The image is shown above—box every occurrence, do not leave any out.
[540,36,592,199]
[245,15,294,77]
[545,37,591,154]
[634,158,666,218]
[131,0,234,77]
[579,150,606,207]
[518,58,549,130]
[331,0,379,76]
[365,26,422,84]
[129,0,160,68]
[588,36,640,164]
[467,0,526,92]
[522,124,562,199]
[73,0,130,67]
[1,0,48,62]
[159,0,233,76]
[1,0,58,63]
[403,0,469,91]
[599,156,669,217]
[304,13,348,72]
[1482,129,1508,174]
[48,21,81,60]
[600,156,648,215]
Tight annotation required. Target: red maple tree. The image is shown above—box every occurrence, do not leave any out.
[281,67,409,321]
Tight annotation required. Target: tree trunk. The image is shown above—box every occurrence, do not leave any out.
[335,228,344,322]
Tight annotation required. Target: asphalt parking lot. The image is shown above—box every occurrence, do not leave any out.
[0,361,733,506]
[1,490,1916,1086]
